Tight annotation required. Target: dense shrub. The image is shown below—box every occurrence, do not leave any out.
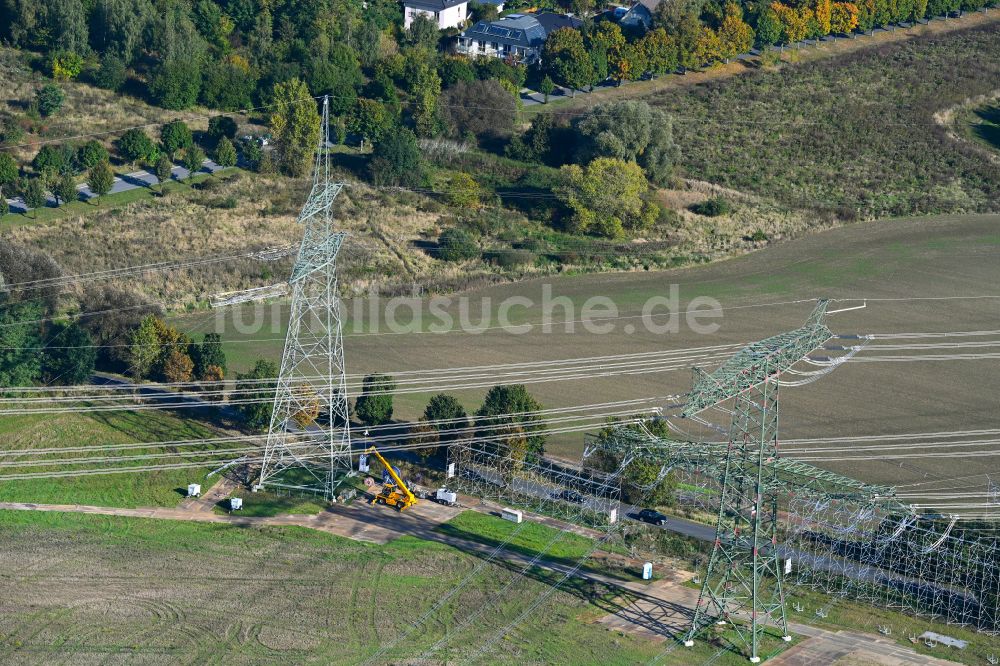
[436,227,479,262]
[483,248,537,269]
[690,196,732,216]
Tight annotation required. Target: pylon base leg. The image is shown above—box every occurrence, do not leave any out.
[782,635,792,642]
[749,657,761,664]
[683,640,694,647]
[716,620,727,625]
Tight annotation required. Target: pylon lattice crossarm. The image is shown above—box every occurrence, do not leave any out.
[592,429,897,504]
[682,300,832,418]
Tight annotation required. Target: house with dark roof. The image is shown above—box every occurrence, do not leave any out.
[456,12,582,64]
[620,0,662,30]
[403,0,469,29]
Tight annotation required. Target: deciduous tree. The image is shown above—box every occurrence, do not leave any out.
[475,384,546,462]
[639,28,679,77]
[41,322,96,384]
[214,137,237,169]
[557,157,658,238]
[154,155,173,191]
[23,178,46,217]
[236,359,278,430]
[270,79,321,177]
[118,128,155,163]
[830,1,860,32]
[718,3,755,61]
[693,26,723,67]
[127,314,160,380]
[53,173,77,206]
[87,160,114,205]
[160,121,192,159]
[542,28,593,96]
[423,393,469,443]
[574,100,680,186]
[355,373,396,426]
[182,146,205,179]
[440,80,516,139]
[369,128,422,187]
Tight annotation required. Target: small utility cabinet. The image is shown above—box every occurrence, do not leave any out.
[187,483,201,498]
[229,497,243,512]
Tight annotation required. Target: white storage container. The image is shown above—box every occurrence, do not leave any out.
[501,507,523,524]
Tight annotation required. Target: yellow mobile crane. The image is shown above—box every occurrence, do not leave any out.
[366,446,417,511]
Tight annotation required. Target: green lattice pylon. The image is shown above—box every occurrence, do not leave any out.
[682,300,831,662]
[685,370,789,661]
[255,96,352,497]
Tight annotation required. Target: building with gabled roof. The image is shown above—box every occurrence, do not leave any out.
[456,12,582,63]
[403,0,469,30]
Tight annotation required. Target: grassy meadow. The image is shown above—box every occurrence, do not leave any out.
[0,410,222,507]
[641,22,1000,219]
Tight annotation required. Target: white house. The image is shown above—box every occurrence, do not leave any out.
[456,12,581,63]
[403,0,469,29]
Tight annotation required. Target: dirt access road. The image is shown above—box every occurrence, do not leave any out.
[0,477,964,666]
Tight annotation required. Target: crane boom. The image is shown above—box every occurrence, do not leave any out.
[366,446,417,509]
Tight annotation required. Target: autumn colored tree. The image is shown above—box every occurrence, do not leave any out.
[815,0,833,34]
[162,348,194,383]
[717,3,755,62]
[542,28,593,96]
[557,157,658,238]
[608,44,633,85]
[830,1,860,32]
[693,27,723,67]
[772,2,810,43]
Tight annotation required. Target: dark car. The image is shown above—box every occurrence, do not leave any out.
[634,509,668,526]
[552,489,585,504]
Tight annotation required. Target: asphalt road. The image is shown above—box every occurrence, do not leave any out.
[4,159,226,214]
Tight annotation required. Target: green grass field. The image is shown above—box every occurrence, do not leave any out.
[210,489,327,517]
[0,510,680,664]
[785,585,996,666]
[0,410,222,507]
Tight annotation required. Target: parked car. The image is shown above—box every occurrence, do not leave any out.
[552,489,585,504]
[633,508,668,526]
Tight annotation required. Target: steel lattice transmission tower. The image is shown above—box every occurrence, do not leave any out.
[682,300,833,663]
[255,95,352,497]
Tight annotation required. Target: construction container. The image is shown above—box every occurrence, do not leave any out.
[230,497,243,511]
[187,483,201,498]
[501,507,523,524]
[435,488,457,506]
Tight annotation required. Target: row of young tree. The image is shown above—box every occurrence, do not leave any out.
[232,373,549,464]
[542,0,994,92]
[0,112,245,217]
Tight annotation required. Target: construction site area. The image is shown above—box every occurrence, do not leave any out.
[1,98,998,666]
